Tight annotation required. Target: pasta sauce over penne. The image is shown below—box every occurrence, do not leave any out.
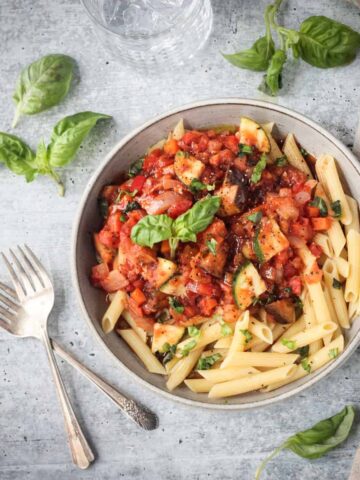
[90,117,359,399]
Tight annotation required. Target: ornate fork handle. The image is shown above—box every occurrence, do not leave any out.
[41,330,95,468]
[51,339,158,431]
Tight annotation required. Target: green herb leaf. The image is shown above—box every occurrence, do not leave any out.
[169,297,184,314]
[298,16,360,68]
[309,196,328,217]
[251,154,267,183]
[300,147,309,158]
[188,325,201,338]
[162,343,177,363]
[259,49,287,96]
[331,200,342,218]
[189,178,215,193]
[124,201,141,214]
[248,211,263,224]
[128,158,144,177]
[131,214,173,247]
[275,155,288,166]
[240,329,253,344]
[0,132,37,182]
[206,238,217,255]
[120,214,127,222]
[255,405,355,479]
[173,196,221,243]
[239,144,253,155]
[332,278,342,289]
[179,339,197,357]
[281,338,296,350]
[47,111,111,168]
[297,345,309,359]
[253,222,265,264]
[328,348,339,359]
[301,357,312,373]
[12,54,75,127]
[197,353,222,370]
[221,323,233,337]
[223,36,275,72]
[98,198,109,219]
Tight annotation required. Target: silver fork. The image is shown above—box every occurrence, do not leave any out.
[0,281,158,431]
[0,245,95,469]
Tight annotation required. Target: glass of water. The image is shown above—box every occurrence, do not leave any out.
[81,0,213,70]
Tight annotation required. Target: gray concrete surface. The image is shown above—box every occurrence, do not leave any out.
[1,1,360,479]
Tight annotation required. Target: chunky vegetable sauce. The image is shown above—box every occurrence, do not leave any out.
[92,120,334,332]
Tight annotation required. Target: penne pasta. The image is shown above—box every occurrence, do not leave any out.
[323,259,350,329]
[221,312,250,368]
[250,323,288,352]
[262,123,283,163]
[334,256,350,279]
[283,133,312,177]
[345,195,360,234]
[171,118,185,140]
[272,316,306,350]
[175,322,222,358]
[345,229,360,303]
[223,351,299,368]
[166,349,203,391]
[118,329,166,375]
[198,367,259,383]
[122,309,147,343]
[248,316,273,344]
[271,322,337,353]
[313,233,333,258]
[102,290,127,334]
[184,378,214,393]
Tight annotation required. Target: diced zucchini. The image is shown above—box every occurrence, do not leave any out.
[174,151,205,186]
[239,117,270,153]
[155,258,177,288]
[256,217,289,262]
[159,274,186,296]
[151,323,185,353]
[232,261,267,310]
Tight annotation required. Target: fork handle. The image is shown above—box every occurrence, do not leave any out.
[51,339,157,430]
[41,330,95,469]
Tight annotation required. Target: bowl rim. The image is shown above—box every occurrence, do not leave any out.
[71,97,360,410]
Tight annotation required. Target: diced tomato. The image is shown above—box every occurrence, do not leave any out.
[101,185,119,202]
[130,287,147,306]
[305,205,320,217]
[186,281,219,296]
[93,233,114,264]
[198,297,218,316]
[99,228,119,248]
[304,261,323,284]
[223,135,239,154]
[311,217,332,231]
[163,138,179,156]
[198,135,209,152]
[129,175,146,193]
[160,240,170,256]
[207,139,223,153]
[107,214,122,234]
[167,198,193,219]
[100,270,129,292]
[142,148,162,171]
[91,263,109,284]
[288,276,302,295]
[182,131,201,145]
[309,242,323,258]
[283,263,298,280]
[289,218,314,241]
[127,296,144,317]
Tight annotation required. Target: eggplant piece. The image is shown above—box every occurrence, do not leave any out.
[217,168,248,216]
[198,241,229,278]
[265,299,296,324]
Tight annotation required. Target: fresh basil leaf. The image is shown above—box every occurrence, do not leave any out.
[0,132,37,182]
[179,339,197,357]
[259,49,287,96]
[281,338,296,350]
[188,325,201,338]
[206,238,217,255]
[189,178,215,193]
[256,405,355,479]
[275,155,288,166]
[309,196,328,217]
[128,158,144,177]
[239,144,253,155]
[173,196,221,243]
[162,343,177,363]
[131,214,173,248]
[169,297,184,314]
[298,16,360,68]
[223,36,275,72]
[197,353,222,370]
[328,348,339,359]
[248,211,262,224]
[331,200,342,218]
[12,54,75,127]
[240,329,253,344]
[332,278,342,289]
[251,154,267,183]
[124,201,141,214]
[301,358,312,373]
[300,147,309,158]
[47,111,111,167]
[221,323,233,337]
[253,222,265,264]
[297,345,309,359]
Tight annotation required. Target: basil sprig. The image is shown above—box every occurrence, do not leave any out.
[256,405,355,479]
[223,0,360,96]
[131,196,221,257]
[0,111,110,195]
[12,54,75,127]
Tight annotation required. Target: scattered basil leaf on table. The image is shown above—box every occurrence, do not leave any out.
[259,49,287,96]
[12,54,75,127]
[222,36,275,72]
[0,132,37,182]
[256,405,355,479]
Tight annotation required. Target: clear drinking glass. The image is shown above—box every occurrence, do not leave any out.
[81,0,213,70]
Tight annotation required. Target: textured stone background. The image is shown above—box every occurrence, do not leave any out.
[0,1,360,479]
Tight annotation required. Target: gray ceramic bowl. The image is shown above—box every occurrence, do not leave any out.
[71,98,360,409]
